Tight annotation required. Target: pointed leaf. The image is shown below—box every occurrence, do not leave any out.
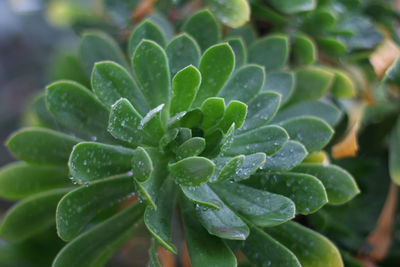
[330,69,356,99]
[56,176,135,241]
[292,33,316,65]
[181,184,222,209]
[176,137,206,159]
[227,38,246,69]
[249,35,289,71]
[262,140,308,172]
[128,20,166,58]
[6,127,80,165]
[131,147,153,182]
[262,71,294,104]
[217,101,247,133]
[169,157,215,186]
[200,97,225,130]
[212,182,295,227]
[280,116,334,153]
[206,0,250,28]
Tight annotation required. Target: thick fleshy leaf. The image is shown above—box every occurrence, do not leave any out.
[239,92,281,132]
[266,222,343,267]
[206,0,250,28]
[6,127,80,165]
[91,61,149,115]
[46,81,110,139]
[268,0,315,14]
[180,194,237,267]
[183,9,220,52]
[0,188,69,242]
[217,101,247,133]
[0,162,70,200]
[79,31,128,76]
[287,67,334,105]
[69,142,134,184]
[225,125,289,156]
[240,224,301,266]
[56,176,135,241]
[212,182,295,227]
[262,71,294,104]
[192,44,235,107]
[227,38,246,69]
[226,24,256,47]
[218,64,264,103]
[248,35,289,71]
[170,65,201,116]
[196,188,249,240]
[169,157,215,186]
[148,239,162,267]
[166,34,201,77]
[280,116,334,153]
[200,97,225,130]
[181,184,222,209]
[273,100,343,126]
[145,178,177,253]
[148,13,174,42]
[390,118,400,185]
[53,202,144,267]
[292,33,316,65]
[131,147,153,182]
[330,70,356,99]
[261,140,307,172]
[176,137,206,159]
[128,20,166,58]
[293,163,360,205]
[132,40,170,109]
[247,172,328,214]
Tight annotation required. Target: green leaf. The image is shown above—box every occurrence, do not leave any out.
[390,117,400,185]
[318,37,347,54]
[248,35,289,71]
[206,0,250,28]
[330,69,356,99]
[132,40,170,109]
[200,97,225,130]
[239,92,281,132]
[267,0,315,14]
[0,162,70,200]
[144,177,177,253]
[384,56,400,86]
[148,239,162,267]
[196,188,249,240]
[266,222,343,267]
[0,188,69,242]
[131,147,153,182]
[247,172,328,214]
[225,125,289,156]
[176,137,206,159]
[181,184,223,209]
[91,61,149,115]
[79,31,128,76]
[287,67,334,105]
[166,34,201,77]
[211,182,295,227]
[46,81,110,139]
[293,163,360,205]
[292,33,316,65]
[217,101,247,133]
[7,127,80,165]
[56,176,135,241]
[226,25,257,47]
[240,224,301,267]
[273,100,343,126]
[262,140,308,172]
[128,20,166,59]
[69,142,134,184]
[53,202,144,267]
[170,65,201,116]
[218,64,264,103]
[183,9,221,52]
[227,38,246,69]
[280,116,334,153]
[262,71,294,104]
[180,194,237,267]
[192,44,235,107]
[169,157,215,186]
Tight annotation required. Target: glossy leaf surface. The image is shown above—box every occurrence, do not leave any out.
[169,157,215,186]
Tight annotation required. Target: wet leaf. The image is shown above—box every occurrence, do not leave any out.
[262,140,308,172]
[169,157,215,186]
[128,20,166,58]
[181,184,222,209]
[217,101,247,133]
[176,137,206,159]
[131,147,153,182]
[200,97,225,130]
[262,71,294,104]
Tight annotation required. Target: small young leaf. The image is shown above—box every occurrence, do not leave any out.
[211,182,295,227]
[183,9,221,52]
[266,222,343,267]
[91,61,149,115]
[227,38,247,69]
[192,44,235,107]
[132,40,170,109]
[56,176,135,241]
[262,71,294,104]
[200,97,225,130]
[144,177,177,253]
[390,118,400,185]
[69,142,135,184]
[169,157,215,186]
[176,137,206,159]
[218,64,264,103]
[280,116,334,153]
[0,162,70,200]
[249,35,289,71]
[0,188,69,242]
[217,101,247,132]
[293,163,360,205]
[132,147,153,182]
[206,0,250,28]
[166,34,201,77]
[53,202,144,267]
[330,69,356,99]
[170,65,201,116]
[292,33,316,65]
[128,20,166,58]
[181,184,222,209]
[6,127,80,165]
[262,140,308,172]
[180,194,237,267]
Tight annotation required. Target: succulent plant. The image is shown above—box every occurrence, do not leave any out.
[0,8,360,267]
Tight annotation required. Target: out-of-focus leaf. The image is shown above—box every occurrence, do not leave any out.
[330,70,356,99]
[389,118,400,185]
[227,38,246,69]
[267,0,315,14]
[292,33,316,65]
[206,0,250,28]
